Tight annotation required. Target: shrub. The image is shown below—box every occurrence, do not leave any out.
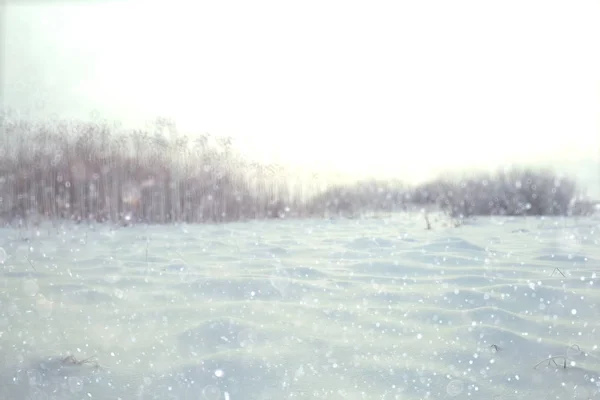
[0,113,305,224]
[411,168,585,218]
[0,112,592,225]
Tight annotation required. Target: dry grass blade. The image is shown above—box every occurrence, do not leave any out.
[534,344,581,370]
[61,355,101,369]
[26,257,36,271]
[424,213,431,230]
[534,356,568,369]
[551,267,566,277]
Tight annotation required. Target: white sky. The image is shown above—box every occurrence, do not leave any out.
[3,0,600,187]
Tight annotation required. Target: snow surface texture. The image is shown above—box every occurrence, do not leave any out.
[0,213,599,400]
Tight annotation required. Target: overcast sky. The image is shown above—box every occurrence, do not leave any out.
[3,0,599,192]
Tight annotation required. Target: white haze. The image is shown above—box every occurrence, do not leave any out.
[3,0,600,189]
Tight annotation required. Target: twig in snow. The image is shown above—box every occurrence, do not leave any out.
[26,257,36,272]
[534,355,568,369]
[551,267,565,277]
[61,355,101,370]
[534,344,581,370]
[175,251,186,262]
[424,213,431,230]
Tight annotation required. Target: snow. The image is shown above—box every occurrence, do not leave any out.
[0,213,599,399]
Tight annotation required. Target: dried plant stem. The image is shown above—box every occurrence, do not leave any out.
[534,344,581,370]
[551,267,566,277]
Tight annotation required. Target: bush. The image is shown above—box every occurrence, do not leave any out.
[0,113,593,225]
[0,113,306,224]
[410,168,585,218]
